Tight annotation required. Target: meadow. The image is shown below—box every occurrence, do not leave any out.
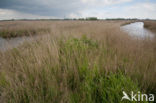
[0,20,155,103]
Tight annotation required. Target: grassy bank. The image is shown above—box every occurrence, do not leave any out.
[0,21,155,103]
[0,21,50,38]
[144,21,156,33]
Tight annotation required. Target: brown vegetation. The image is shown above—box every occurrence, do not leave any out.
[144,20,156,33]
[0,20,155,103]
[0,21,50,38]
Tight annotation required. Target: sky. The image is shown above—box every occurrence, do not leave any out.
[0,0,156,20]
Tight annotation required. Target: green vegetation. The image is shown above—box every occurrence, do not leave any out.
[86,17,98,20]
[0,36,141,103]
[0,21,155,103]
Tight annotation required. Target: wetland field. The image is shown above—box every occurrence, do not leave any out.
[0,20,156,103]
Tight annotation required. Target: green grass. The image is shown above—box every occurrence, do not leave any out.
[0,36,150,103]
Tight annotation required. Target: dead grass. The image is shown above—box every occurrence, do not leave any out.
[0,20,155,103]
[144,20,156,33]
[0,21,51,38]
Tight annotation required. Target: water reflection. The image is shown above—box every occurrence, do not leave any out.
[0,36,34,51]
[121,22,155,39]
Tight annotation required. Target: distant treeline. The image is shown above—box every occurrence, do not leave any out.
[64,17,98,20]
[0,18,155,21]
[0,17,98,21]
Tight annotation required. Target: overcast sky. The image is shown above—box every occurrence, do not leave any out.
[0,0,156,20]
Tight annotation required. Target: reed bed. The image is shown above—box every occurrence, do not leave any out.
[0,20,155,103]
[0,21,51,38]
[144,20,156,33]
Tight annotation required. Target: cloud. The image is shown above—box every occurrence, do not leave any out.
[0,0,156,19]
[0,9,55,20]
[0,0,83,17]
[128,3,156,12]
[68,2,156,19]
[0,0,133,18]
[81,0,132,6]
[123,3,156,19]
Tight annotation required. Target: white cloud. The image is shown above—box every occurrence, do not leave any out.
[123,3,156,19]
[81,0,132,6]
[68,2,156,19]
[0,0,156,20]
[0,9,56,20]
[69,10,109,18]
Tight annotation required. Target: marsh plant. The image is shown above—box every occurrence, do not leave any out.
[0,21,155,103]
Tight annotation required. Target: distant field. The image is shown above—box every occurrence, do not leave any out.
[0,20,155,103]
[0,20,133,38]
[0,21,50,38]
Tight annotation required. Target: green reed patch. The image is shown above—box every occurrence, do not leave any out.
[0,36,148,103]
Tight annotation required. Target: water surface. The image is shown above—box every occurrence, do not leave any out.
[0,36,34,52]
[121,22,155,39]
[0,22,155,52]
